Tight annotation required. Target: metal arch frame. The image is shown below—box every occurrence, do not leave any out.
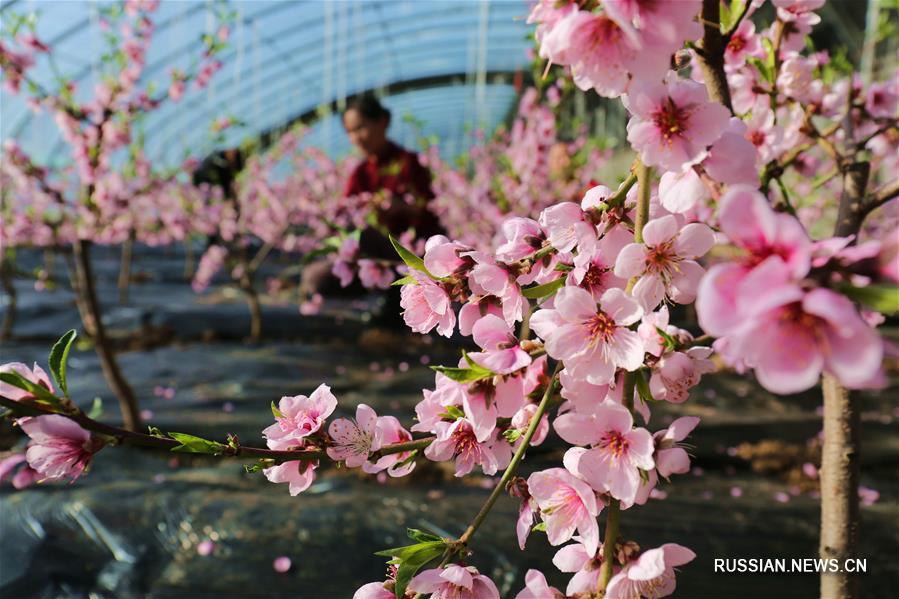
[7,0,531,166]
[146,34,528,162]
[35,1,524,165]
[151,41,527,164]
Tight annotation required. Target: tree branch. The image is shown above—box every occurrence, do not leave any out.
[0,394,434,464]
[695,0,734,113]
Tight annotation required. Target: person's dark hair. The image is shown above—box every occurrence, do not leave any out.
[344,94,391,122]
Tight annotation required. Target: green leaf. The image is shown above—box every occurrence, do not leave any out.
[391,275,417,287]
[440,405,465,420]
[406,528,443,543]
[531,521,547,532]
[389,235,432,277]
[635,371,654,405]
[431,364,492,384]
[374,541,447,599]
[87,397,103,419]
[503,428,522,443]
[271,401,284,419]
[839,283,899,315]
[0,372,62,408]
[168,432,226,454]
[521,277,566,299]
[374,540,446,560]
[48,329,77,397]
[655,326,678,351]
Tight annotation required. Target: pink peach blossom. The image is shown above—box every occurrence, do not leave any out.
[364,415,416,477]
[408,565,500,599]
[467,314,532,374]
[353,582,394,599]
[553,539,606,596]
[623,76,730,172]
[400,271,456,337]
[263,460,317,496]
[532,286,644,385]
[615,215,715,310]
[527,467,601,555]
[653,416,701,478]
[605,543,696,599]
[20,415,100,482]
[326,404,381,468]
[514,569,564,599]
[263,384,337,450]
[649,348,714,404]
[425,418,511,477]
[556,402,655,504]
[0,361,55,405]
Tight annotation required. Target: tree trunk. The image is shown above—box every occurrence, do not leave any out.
[72,239,142,431]
[820,375,860,599]
[819,161,870,599]
[240,279,262,343]
[118,233,134,305]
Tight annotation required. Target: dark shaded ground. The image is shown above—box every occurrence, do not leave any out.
[1,246,897,598]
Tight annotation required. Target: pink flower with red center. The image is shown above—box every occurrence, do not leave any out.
[653,416,701,479]
[542,10,640,98]
[263,384,338,451]
[605,543,696,599]
[553,539,607,595]
[569,226,630,300]
[399,270,456,337]
[615,215,715,310]
[743,102,783,164]
[408,565,500,599]
[0,361,54,402]
[20,415,101,483]
[528,467,601,555]
[727,284,883,394]
[724,19,763,71]
[696,185,812,337]
[514,569,565,599]
[531,286,644,385]
[326,404,381,468]
[556,402,655,504]
[425,418,511,477]
[623,76,730,172]
[263,460,318,496]
[865,81,899,119]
